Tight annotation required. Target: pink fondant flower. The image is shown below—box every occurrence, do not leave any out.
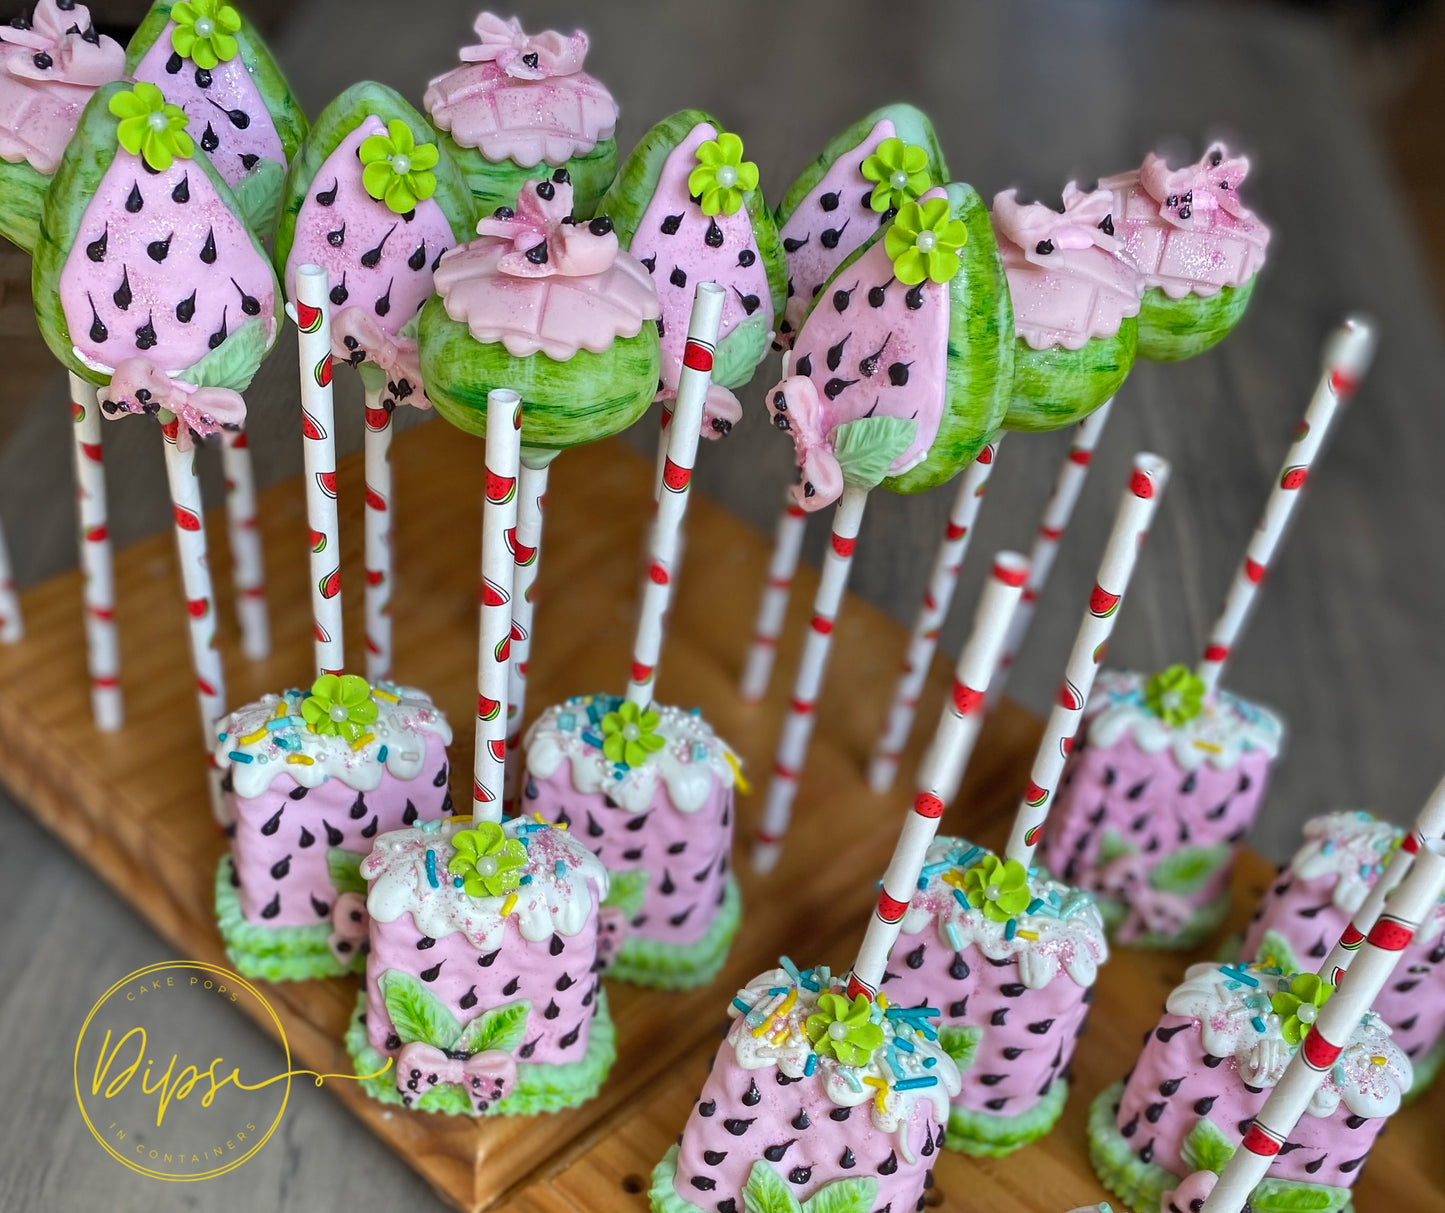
[475,175,619,279]
[458,12,587,80]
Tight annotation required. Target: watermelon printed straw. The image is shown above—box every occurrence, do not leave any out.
[69,373,121,730]
[848,551,1028,1001]
[473,388,522,820]
[627,282,725,708]
[867,437,1005,794]
[737,492,807,703]
[1197,316,1377,695]
[1198,832,1445,1213]
[220,429,270,662]
[295,266,344,677]
[363,385,392,681]
[1003,452,1170,868]
[502,452,554,809]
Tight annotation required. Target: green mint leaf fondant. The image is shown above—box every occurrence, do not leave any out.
[1181,1115,1236,1174]
[602,868,648,920]
[454,1000,530,1055]
[799,1177,880,1213]
[326,847,366,895]
[937,1025,981,1073]
[1151,844,1232,895]
[831,416,918,491]
[380,969,463,1050]
[743,1159,803,1213]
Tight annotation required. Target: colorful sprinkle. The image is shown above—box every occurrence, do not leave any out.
[238,727,268,745]
[425,849,439,888]
[1251,1016,1266,1033]
[893,1075,938,1091]
[1016,928,1039,941]
[945,921,965,952]
[350,732,375,752]
[804,1053,817,1077]
[732,997,753,1016]
[377,745,388,763]
[372,687,400,703]
[501,893,518,917]
[227,751,253,764]
[286,754,314,765]
[1004,918,1017,941]
[555,860,566,878]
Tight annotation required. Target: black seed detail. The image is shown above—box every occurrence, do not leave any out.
[979,1074,1006,1086]
[478,949,500,967]
[829,1106,851,1121]
[763,1141,793,1162]
[905,283,926,309]
[175,289,197,324]
[310,893,329,917]
[239,152,260,172]
[1159,1077,1184,1096]
[659,212,684,236]
[740,1078,761,1106]
[949,953,971,981]
[670,906,694,927]
[724,1119,753,1136]
[420,961,444,982]
[826,335,850,372]
[1028,1019,1055,1035]
[1139,1138,1155,1164]
[501,975,520,996]
[361,224,396,269]
[322,819,343,846]
[832,285,856,312]
[549,933,565,956]
[134,314,157,350]
[824,377,857,400]
[360,816,379,838]
[298,826,315,847]
[782,235,808,253]
[1099,214,1114,236]
[1155,1023,1190,1043]
[878,1151,898,1175]
[1194,1096,1217,1115]
[905,943,926,969]
[228,278,261,316]
[1339,1155,1368,1174]
[991,1008,1008,1026]
[544,999,560,1020]
[1145,1101,1167,1123]
[1121,1113,1139,1138]
[839,1147,855,1169]
[791,1110,810,1130]
[146,232,172,263]
[200,122,219,153]
[374,278,394,317]
[518,1037,538,1059]
[1001,983,1027,998]
[887,361,911,387]
[86,294,107,343]
[794,353,813,378]
[315,178,339,206]
[205,97,250,129]
[164,50,183,72]
[260,893,280,919]
[698,1100,715,1117]
[200,228,217,263]
[556,972,574,991]
[85,228,108,267]
[125,182,143,213]
[326,221,347,248]
[459,986,478,1010]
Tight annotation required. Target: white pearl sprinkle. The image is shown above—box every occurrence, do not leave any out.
[890,169,910,191]
[194,16,214,38]
[146,111,169,132]
[915,231,938,254]
[390,153,411,177]
[715,164,738,189]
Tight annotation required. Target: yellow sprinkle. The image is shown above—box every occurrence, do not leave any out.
[1016,929,1039,940]
[771,1027,790,1046]
[350,732,375,751]
[940,869,968,891]
[238,727,269,745]
[724,750,752,795]
[501,893,518,917]
[372,688,400,703]
[875,991,890,1010]
[1193,740,1222,754]
[272,701,287,719]
[862,1076,888,1115]
[536,810,566,830]
[286,754,314,765]
[1371,1056,1387,1066]
[776,988,798,1019]
[751,1015,778,1038]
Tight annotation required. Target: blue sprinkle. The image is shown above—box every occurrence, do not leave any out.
[956,846,982,868]
[893,1035,915,1053]
[585,702,603,725]
[217,733,227,743]
[264,718,291,732]
[1220,965,1259,988]
[581,730,604,750]
[557,711,577,732]
[555,860,566,878]
[923,1055,937,1068]
[768,987,788,996]
[690,706,702,716]
[1027,898,1044,915]
[1251,1016,1266,1033]
[1322,839,1335,854]
[840,1068,862,1093]
[691,742,709,763]
[732,997,753,1016]
[228,751,253,764]
[1004,918,1017,941]
[1332,1064,1347,1085]
[919,861,951,881]
[425,849,439,889]
[520,874,532,885]
[945,922,964,952]
[377,745,388,764]
[952,888,970,911]
[1359,863,1372,879]
[453,876,463,888]
[804,1053,817,1077]
[893,1076,938,1091]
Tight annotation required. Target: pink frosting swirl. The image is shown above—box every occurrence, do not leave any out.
[458,12,588,79]
[475,175,618,278]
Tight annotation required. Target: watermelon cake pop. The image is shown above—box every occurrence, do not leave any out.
[1242,810,1445,1096]
[599,109,786,438]
[1099,144,1269,362]
[424,11,618,220]
[1087,961,1411,1213]
[345,815,616,1116]
[126,0,307,234]
[212,674,455,981]
[0,0,125,253]
[650,963,961,1213]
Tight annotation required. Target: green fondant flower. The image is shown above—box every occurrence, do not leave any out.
[359,119,439,214]
[170,0,242,70]
[600,700,666,768]
[805,991,885,1066]
[300,673,378,741]
[1144,664,1207,727]
[860,137,932,214]
[1271,972,1332,1046]
[447,822,528,898]
[883,197,967,287]
[960,854,1031,923]
[109,82,195,173]
[686,131,758,217]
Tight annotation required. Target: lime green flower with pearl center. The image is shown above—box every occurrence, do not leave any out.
[686,132,758,217]
[300,673,378,742]
[359,119,440,214]
[1144,664,1207,727]
[805,991,885,1066]
[861,137,933,214]
[600,700,666,768]
[447,823,527,898]
[170,0,242,70]
[1272,972,1332,1046]
[109,82,195,172]
[961,854,1031,923]
[883,197,967,287]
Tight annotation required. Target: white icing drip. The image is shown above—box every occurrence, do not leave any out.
[1085,670,1284,771]
[360,817,607,947]
[523,696,735,814]
[1166,961,1411,1119]
[725,967,961,1137]
[898,837,1109,989]
[213,683,453,799]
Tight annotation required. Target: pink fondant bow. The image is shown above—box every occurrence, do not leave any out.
[764,375,844,512]
[459,12,587,80]
[657,381,743,442]
[0,0,124,86]
[596,903,629,971]
[993,182,1120,267]
[326,891,368,966]
[395,1041,517,1113]
[98,358,247,450]
[330,309,431,410]
[476,176,618,279]
[1139,143,1252,228]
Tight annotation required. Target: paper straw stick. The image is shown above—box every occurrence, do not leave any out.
[847,551,1029,1000]
[752,483,869,875]
[992,397,1115,700]
[0,518,18,645]
[294,265,343,677]
[502,452,553,810]
[219,426,270,663]
[626,282,726,707]
[867,437,1005,793]
[739,495,809,703]
[1198,317,1376,694]
[1199,833,1445,1213]
[69,374,121,730]
[473,389,522,820]
[1004,452,1171,868]
[362,385,393,681]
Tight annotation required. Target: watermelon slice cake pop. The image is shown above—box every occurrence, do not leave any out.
[0,0,125,253]
[126,0,307,234]
[772,103,947,351]
[993,183,1144,431]
[1099,143,1269,362]
[424,11,618,221]
[599,109,785,438]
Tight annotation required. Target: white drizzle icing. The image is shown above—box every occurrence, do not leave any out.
[523,695,735,814]
[898,837,1108,989]
[213,683,452,799]
[1085,670,1284,772]
[1166,961,1411,1119]
[361,817,608,947]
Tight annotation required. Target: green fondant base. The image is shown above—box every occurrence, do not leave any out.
[0,158,48,255]
[649,1145,705,1213]
[945,1074,1069,1158]
[345,985,616,1116]
[214,855,358,982]
[441,132,618,219]
[608,874,742,991]
[1004,322,1135,432]
[1136,279,1256,363]
[1405,1035,1445,1103]
[1096,885,1233,952]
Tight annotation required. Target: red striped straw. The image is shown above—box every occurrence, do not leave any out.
[363,383,393,680]
[1197,316,1376,695]
[847,551,1028,1001]
[502,453,554,810]
[1004,452,1170,868]
[220,427,270,662]
[738,492,809,703]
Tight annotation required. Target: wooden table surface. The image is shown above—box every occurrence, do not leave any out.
[1,1,1443,1210]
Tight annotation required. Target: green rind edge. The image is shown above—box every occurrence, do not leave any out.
[650,1144,706,1213]
[345,985,616,1116]
[1095,884,1232,951]
[437,130,617,220]
[774,103,948,228]
[274,80,477,282]
[417,292,661,449]
[1004,320,1136,432]
[33,80,282,388]
[607,873,742,990]
[944,1074,1068,1158]
[214,855,357,982]
[1135,278,1256,363]
[1404,1035,1445,1102]
[0,158,50,254]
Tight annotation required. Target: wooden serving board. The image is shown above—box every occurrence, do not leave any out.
[0,419,1439,1212]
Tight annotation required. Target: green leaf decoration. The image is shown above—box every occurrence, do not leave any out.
[1180,1116,1236,1175]
[414,1081,471,1115]
[800,1176,880,1213]
[937,1025,981,1073]
[1248,1177,1351,1213]
[326,847,366,895]
[453,999,530,1056]
[229,156,286,237]
[1097,829,1138,866]
[380,969,462,1050]
[1253,927,1304,975]
[602,869,648,920]
[710,313,770,392]
[181,315,271,392]
[743,1160,802,1213]
[1151,844,1232,895]
[831,416,918,491]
